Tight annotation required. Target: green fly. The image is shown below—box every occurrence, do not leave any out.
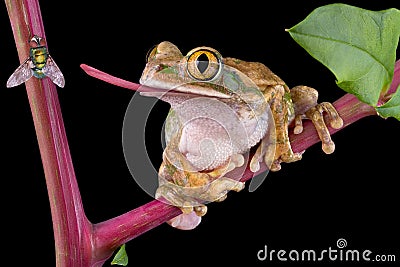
[7,35,65,88]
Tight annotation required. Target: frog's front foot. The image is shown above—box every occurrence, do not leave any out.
[291,86,344,154]
[298,102,343,153]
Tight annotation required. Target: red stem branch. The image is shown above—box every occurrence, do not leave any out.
[5,1,92,266]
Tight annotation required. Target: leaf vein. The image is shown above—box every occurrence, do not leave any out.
[291,31,390,76]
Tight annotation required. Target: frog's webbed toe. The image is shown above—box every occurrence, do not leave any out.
[200,177,245,202]
[300,102,343,154]
[291,86,343,154]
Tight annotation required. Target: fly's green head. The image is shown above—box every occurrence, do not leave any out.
[29,35,46,49]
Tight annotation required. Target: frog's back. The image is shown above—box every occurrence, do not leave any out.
[224,57,286,92]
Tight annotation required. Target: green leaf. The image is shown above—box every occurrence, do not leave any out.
[287,4,400,106]
[111,244,128,266]
[376,85,400,120]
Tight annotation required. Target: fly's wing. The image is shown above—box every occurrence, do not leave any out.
[6,59,34,88]
[43,55,65,88]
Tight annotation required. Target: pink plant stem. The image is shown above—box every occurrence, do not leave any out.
[5,1,92,266]
[92,201,182,261]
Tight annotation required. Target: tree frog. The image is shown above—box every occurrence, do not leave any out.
[139,41,343,230]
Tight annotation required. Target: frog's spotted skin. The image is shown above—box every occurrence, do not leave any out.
[140,41,343,230]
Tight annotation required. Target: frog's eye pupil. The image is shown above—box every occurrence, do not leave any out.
[196,53,209,74]
[186,48,222,81]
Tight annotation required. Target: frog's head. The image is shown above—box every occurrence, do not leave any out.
[139,41,232,99]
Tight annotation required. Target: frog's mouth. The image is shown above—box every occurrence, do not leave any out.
[138,82,232,100]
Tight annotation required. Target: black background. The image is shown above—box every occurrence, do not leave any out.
[1,0,399,266]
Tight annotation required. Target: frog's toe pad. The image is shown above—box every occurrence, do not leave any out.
[194,205,208,216]
[306,102,343,155]
[322,141,335,154]
[167,211,202,230]
[231,154,245,168]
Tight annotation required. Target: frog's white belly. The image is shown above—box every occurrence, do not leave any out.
[168,97,269,171]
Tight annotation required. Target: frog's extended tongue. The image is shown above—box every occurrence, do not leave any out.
[79,64,231,99]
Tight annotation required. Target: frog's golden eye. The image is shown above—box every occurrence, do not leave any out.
[186,47,222,81]
[146,45,158,62]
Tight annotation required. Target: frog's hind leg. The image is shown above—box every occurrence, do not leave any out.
[200,154,246,202]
